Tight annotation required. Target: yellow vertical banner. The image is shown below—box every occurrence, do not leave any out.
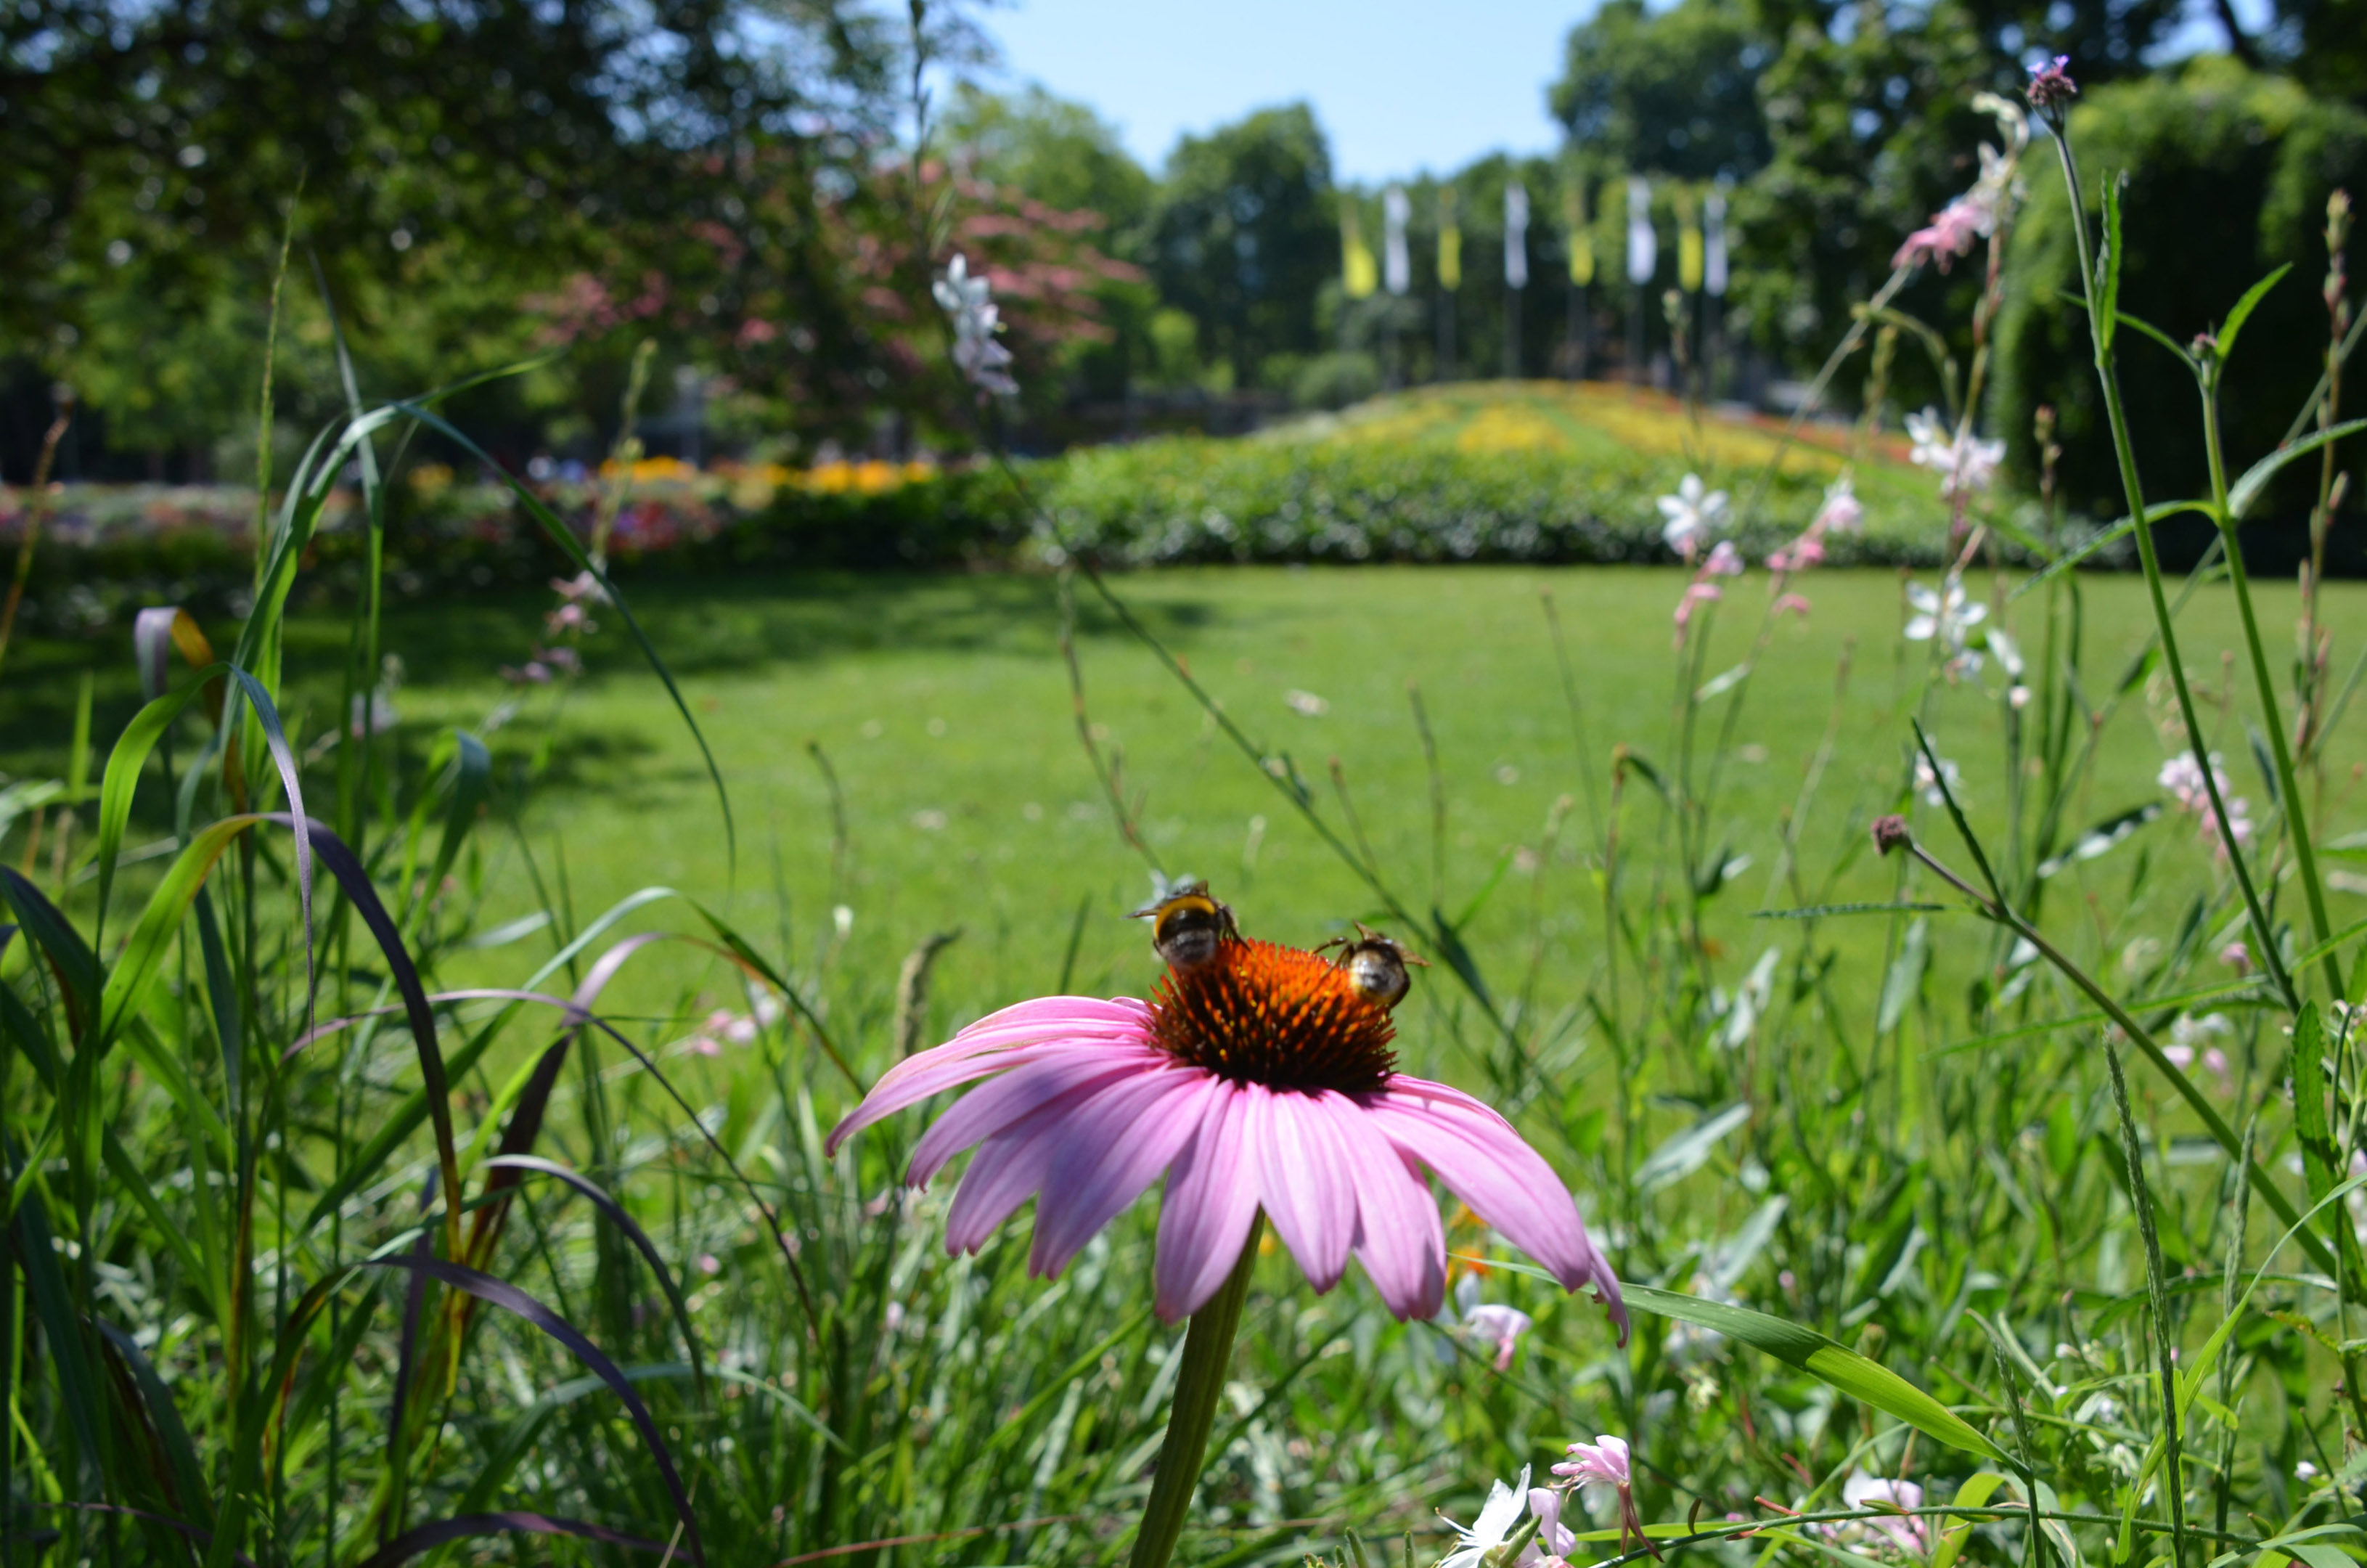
[1677,187,1705,293]
[1342,195,1378,300]
[1563,172,1593,287]
[1438,187,1462,291]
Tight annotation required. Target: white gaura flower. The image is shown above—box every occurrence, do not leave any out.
[933,253,1019,397]
[1815,473,1863,534]
[1905,408,2005,498]
[1657,473,1729,556]
[1915,752,1963,807]
[1904,576,1989,669]
[1441,1466,1532,1568]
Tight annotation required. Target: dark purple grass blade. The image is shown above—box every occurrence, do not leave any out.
[380,1172,438,1550]
[361,1257,704,1568]
[461,1039,571,1256]
[483,1155,708,1403]
[262,814,462,1265]
[351,1510,669,1568]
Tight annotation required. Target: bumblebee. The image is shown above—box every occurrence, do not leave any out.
[1317,923,1427,1011]
[1131,881,1240,971]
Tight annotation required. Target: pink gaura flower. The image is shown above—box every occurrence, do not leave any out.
[1672,581,1723,645]
[1524,1486,1579,1565]
[1554,1434,1630,1495]
[827,931,1625,1328]
[1704,539,1745,577]
[1464,1301,1534,1371]
[1556,1435,1653,1556]
[1893,195,1989,272]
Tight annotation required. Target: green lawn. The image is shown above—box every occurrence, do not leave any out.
[13,562,2355,1058]
[10,558,2367,1566]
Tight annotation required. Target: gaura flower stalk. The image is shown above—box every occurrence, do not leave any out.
[827,883,1624,1568]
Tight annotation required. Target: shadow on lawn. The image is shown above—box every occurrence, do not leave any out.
[0,568,1221,804]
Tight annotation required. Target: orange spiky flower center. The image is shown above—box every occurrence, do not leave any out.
[1149,938,1397,1093]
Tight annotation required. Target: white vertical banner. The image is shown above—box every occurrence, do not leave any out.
[1626,176,1656,285]
[1504,181,1529,289]
[1705,188,1729,298]
[1383,186,1411,295]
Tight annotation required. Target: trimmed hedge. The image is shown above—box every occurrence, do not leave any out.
[2,389,1983,629]
[1030,430,1953,568]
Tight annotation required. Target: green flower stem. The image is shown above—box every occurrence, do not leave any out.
[1129,1212,1264,1568]
[2196,368,2345,1000]
[1890,829,2334,1281]
[2040,121,2302,1016]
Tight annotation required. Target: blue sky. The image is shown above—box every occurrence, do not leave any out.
[976,0,1586,184]
[973,0,2260,185]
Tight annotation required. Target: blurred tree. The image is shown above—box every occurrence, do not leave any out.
[1992,58,2367,516]
[1550,0,1774,183]
[1728,0,2006,396]
[1,0,906,469]
[1148,104,1336,391]
[942,83,1156,240]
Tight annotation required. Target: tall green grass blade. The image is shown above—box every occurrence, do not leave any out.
[1622,1284,2011,1462]
[1,868,98,1043]
[95,664,226,947]
[95,815,262,1054]
[9,1176,104,1489]
[425,730,491,906]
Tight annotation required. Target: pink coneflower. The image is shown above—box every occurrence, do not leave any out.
[827,920,1624,1331]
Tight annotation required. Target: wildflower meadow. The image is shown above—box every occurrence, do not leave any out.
[4,31,2367,1568]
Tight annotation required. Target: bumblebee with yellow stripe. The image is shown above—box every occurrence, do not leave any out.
[1131,881,1240,972]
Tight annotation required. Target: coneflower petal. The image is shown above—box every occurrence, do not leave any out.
[905,1045,1164,1186]
[1367,1081,1627,1342]
[826,998,1155,1155]
[1253,1087,1357,1293]
[1030,1066,1219,1278]
[1155,1085,1262,1321]
[1334,1109,1447,1320]
[943,1082,1111,1254]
